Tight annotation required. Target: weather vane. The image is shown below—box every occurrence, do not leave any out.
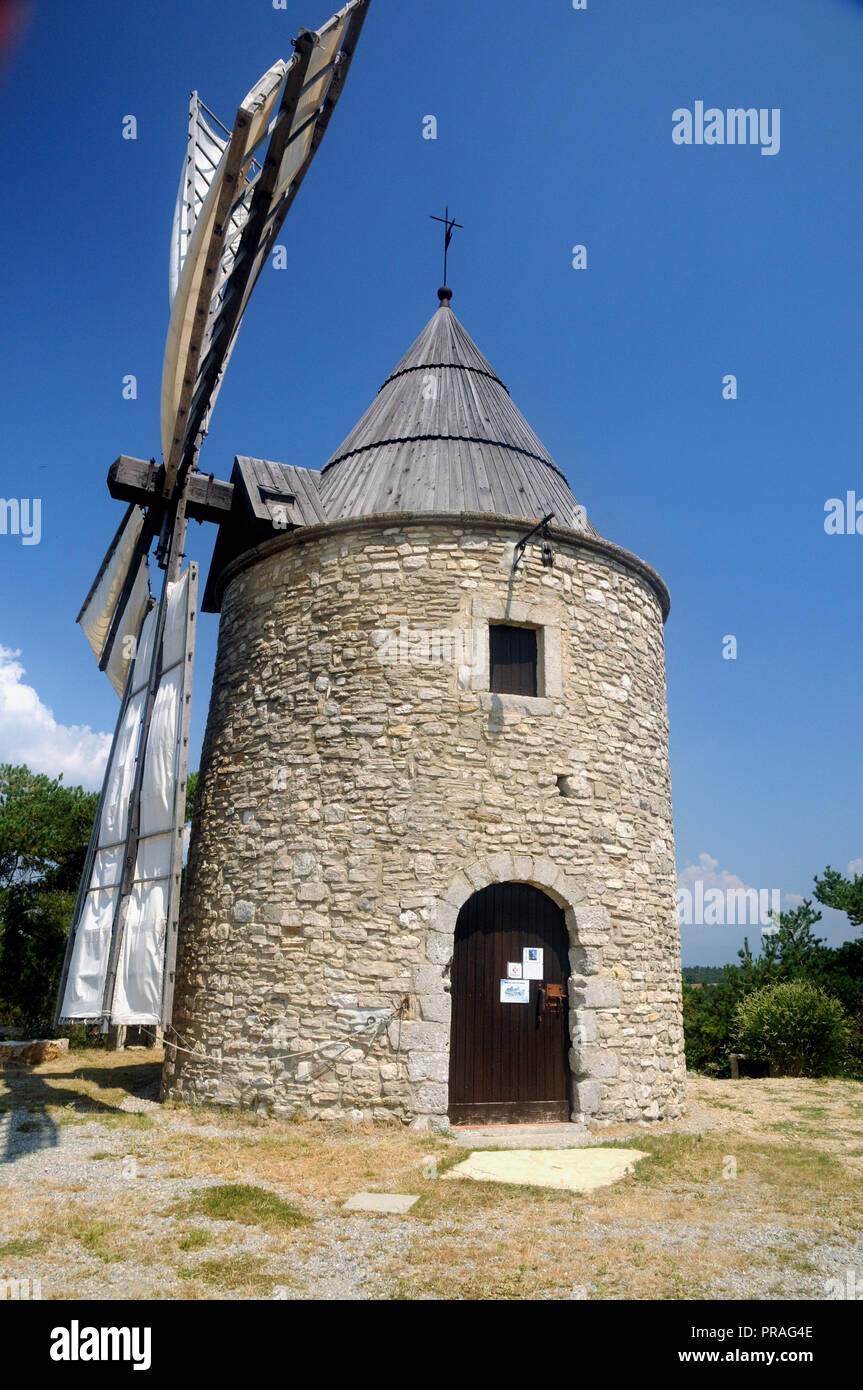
[430,205,463,286]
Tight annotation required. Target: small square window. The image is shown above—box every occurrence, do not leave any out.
[489,624,538,697]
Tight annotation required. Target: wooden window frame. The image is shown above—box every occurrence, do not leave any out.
[466,598,563,714]
[488,622,539,697]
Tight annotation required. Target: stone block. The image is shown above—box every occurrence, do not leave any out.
[394,1020,448,1052]
[414,1082,448,1113]
[569,946,601,976]
[0,1038,69,1064]
[419,993,451,1025]
[487,851,514,883]
[298,883,328,902]
[512,854,534,882]
[576,906,611,933]
[569,1046,618,1080]
[410,1113,450,1134]
[407,1052,449,1083]
[464,861,491,890]
[571,978,621,1010]
[575,1079,602,1115]
[443,872,473,907]
[430,901,458,934]
[427,934,454,966]
[530,859,563,890]
[570,1009,597,1044]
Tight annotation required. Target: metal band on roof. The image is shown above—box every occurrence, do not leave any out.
[323,433,571,482]
[379,362,509,395]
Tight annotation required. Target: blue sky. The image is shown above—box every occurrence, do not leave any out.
[0,0,860,964]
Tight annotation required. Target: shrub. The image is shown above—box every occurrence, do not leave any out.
[734,979,849,1078]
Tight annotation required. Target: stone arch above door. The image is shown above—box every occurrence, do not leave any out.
[407,852,620,1129]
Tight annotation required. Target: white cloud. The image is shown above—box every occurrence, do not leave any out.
[847,859,863,878]
[677,852,748,896]
[0,645,111,790]
[678,852,798,913]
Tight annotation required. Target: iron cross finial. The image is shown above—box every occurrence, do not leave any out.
[429,206,464,290]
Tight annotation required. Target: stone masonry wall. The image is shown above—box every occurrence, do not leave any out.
[162,517,686,1129]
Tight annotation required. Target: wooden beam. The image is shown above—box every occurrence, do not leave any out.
[108,456,233,523]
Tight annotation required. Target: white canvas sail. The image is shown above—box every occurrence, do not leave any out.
[59,600,158,1019]
[112,569,195,1024]
[104,558,151,697]
[168,95,230,307]
[59,566,197,1026]
[78,505,146,661]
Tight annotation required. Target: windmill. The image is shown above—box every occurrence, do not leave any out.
[55,0,371,1036]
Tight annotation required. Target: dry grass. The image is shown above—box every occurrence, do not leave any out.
[2,1049,862,1300]
[154,1115,454,1204]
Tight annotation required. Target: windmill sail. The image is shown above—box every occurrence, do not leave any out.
[169,95,237,307]
[77,504,153,695]
[103,558,151,697]
[160,59,288,478]
[57,565,197,1026]
[160,0,370,492]
[111,565,197,1024]
[60,1,371,1035]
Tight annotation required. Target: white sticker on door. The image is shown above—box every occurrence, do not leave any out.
[506,962,522,979]
[522,947,543,980]
[500,979,530,1004]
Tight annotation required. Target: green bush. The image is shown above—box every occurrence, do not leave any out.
[734,979,849,1078]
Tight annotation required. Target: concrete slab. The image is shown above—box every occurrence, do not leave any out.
[452,1122,593,1150]
[342,1192,420,1214]
[441,1147,648,1193]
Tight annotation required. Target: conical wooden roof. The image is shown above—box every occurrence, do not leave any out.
[319,291,596,532]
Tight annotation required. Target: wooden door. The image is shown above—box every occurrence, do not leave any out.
[448,882,571,1124]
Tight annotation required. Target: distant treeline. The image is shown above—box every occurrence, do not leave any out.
[682,868,863,1079]
[682,965,727,985]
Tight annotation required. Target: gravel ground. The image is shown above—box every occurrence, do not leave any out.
[1,1104,419,1300]
[2,1061,862,1301]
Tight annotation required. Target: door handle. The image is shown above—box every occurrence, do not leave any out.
[536,982,546,1024]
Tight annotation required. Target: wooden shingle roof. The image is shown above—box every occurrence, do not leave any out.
[203,293,601,610]
[318,292,596,532]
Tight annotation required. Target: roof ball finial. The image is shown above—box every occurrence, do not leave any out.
[437,285,453,305]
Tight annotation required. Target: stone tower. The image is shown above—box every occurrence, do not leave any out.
[163,289,686,1130]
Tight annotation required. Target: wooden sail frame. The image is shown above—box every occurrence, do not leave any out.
[58,0,372,1033]
[162,0,370,496]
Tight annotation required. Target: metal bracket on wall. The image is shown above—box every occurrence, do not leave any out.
[513,512,555,569]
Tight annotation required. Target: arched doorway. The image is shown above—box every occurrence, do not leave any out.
[448,882,571,1124]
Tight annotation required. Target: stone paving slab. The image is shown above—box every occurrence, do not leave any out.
[442,1147,649,1193]
[342,1192,420,1214]
[451,1122,593,1150]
